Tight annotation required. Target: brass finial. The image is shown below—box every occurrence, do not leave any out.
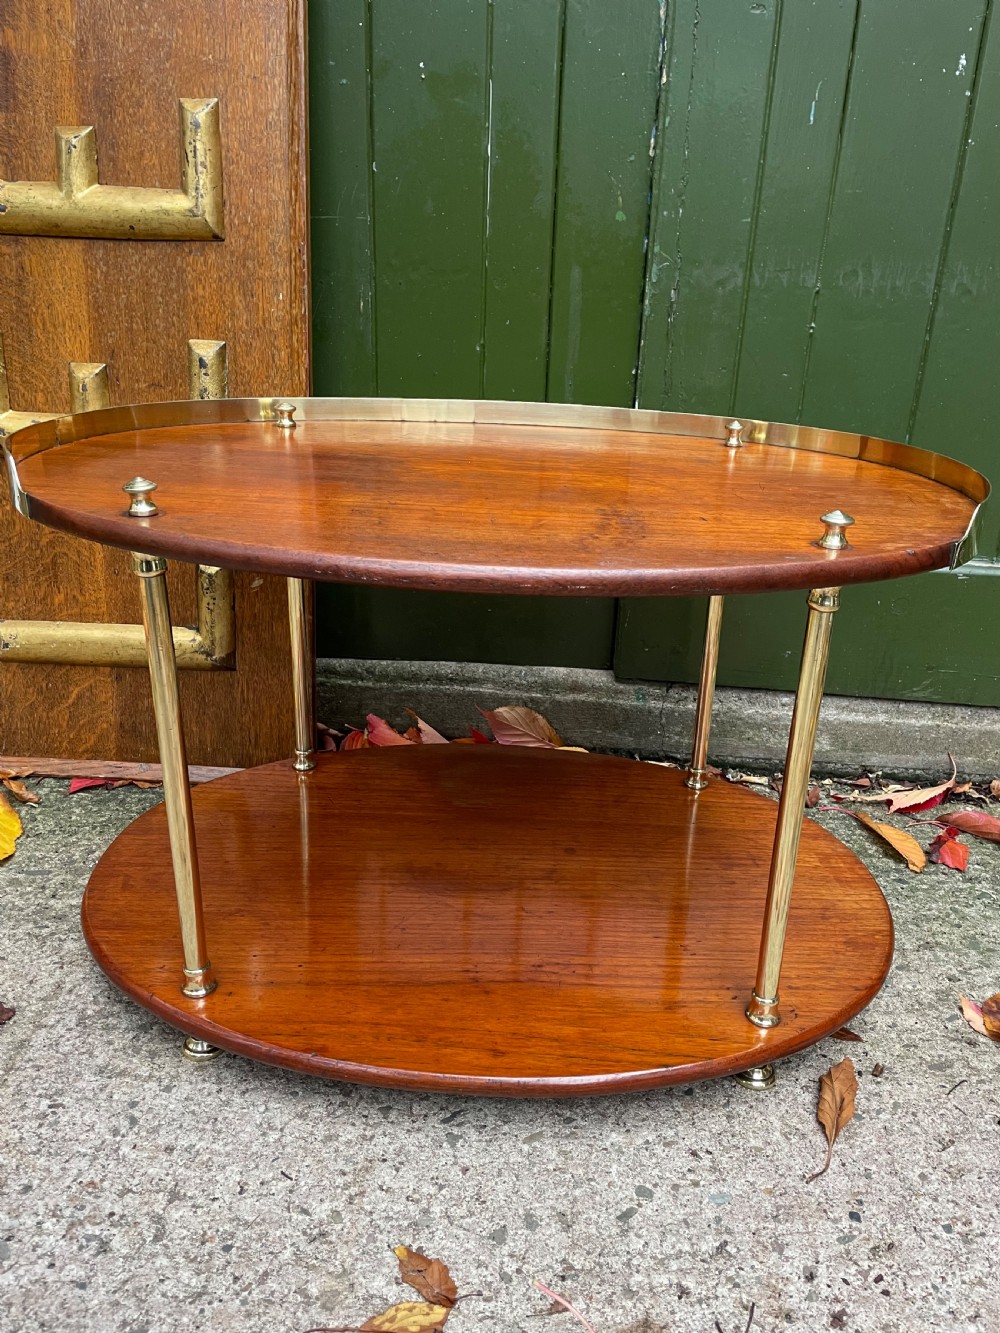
[275,401,297,429]
[724,420,744,448]
[815,510,855,550]
[123,477,158,517]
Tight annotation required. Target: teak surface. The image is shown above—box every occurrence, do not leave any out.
[82,747,894,1093]
[0,0,307,765]
[18,414,976,595]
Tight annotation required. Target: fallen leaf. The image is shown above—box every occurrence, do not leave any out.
[405,712,449,745]
[0,791,23,861]
[885,758,957,813]
[806,784,820,808]
[393,1246,457,1308]
[958,995,992,1038]
[831,1027,862,1042]
[0,1003,14,1025]
[366,715,415,746]
[2,778,39,805]
[340,729,371,751]
[468,728,491,744]
[928,828,969,871]
[480,706,563,748]
[982,993,1000,1040]
[727,772,770,786]
[69,776,109,793]
[991,779,1000,800]
[953,782,973,795]
[806,1057,858,1182]
[362,1303,450,1333]
[403,727,422,743]
[940,809,1000,843]
[848,810,926,872]
[849,776,873,788]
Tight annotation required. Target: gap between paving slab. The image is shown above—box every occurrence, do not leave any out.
[317,659,1000,781]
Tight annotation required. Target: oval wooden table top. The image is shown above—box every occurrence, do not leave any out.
[5,397,988,595]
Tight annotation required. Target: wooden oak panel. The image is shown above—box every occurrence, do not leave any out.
[82,747,894,1093]
[0,0,307,765]
[13,409,978,595]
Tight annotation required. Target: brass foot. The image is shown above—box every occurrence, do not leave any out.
[182,1036,220,1063]
[734,1063,776,1090]
[684,769,710,792]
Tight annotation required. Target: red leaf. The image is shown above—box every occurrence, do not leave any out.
[469,728,491,744]
[366,714,414,746]
[69,777,110,793]
[942,809,1000,843]
[340,729,371,751]
[928,828,969,871]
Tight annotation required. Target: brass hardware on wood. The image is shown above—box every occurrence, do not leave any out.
[123,477,159,517]
[725,420,744,448]
[815,510,855,551]
[187,340,228,400]
[0,99,224,240]
[69,363,110,414]
[274,401,297,429]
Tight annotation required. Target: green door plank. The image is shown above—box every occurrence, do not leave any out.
[910,8,1000,556]
[615,571,1000,708]
[732,0,858,425]
[799,0,988,439]
[309,0,377,396]
[546,0,665,407]
[636,0,780,414]
[482,1,565,401]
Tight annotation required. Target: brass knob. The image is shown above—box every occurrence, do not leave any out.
[724,420,744,448]
[274,401,297,430]
[815,509,855,550]
[122,477,158,517]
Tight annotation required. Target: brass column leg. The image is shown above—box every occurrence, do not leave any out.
[686,595,724,791]
[287,577,316,771]
[132,552,219,1062]
[746,586,840,1030]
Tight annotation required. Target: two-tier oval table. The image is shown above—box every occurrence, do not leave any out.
[3,399,989,1094]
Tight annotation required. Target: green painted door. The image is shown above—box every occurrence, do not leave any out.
[308,0,999,705]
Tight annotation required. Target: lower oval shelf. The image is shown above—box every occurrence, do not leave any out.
[82,746,893,1095]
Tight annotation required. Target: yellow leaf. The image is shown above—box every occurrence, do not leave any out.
[361,1302,450,1333]
[851,810,926,872]
[0,791,23,861]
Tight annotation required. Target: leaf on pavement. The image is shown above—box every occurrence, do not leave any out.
[959,995,992,1038]
[393,1246,457,1308]
[941,809,1000,844]
[69,777,109,793]
[928,827,969,871]
[340,729,371,751]
[831,1027,862,1042]
[0,791,23,861]
[2,778,39,805]
[991,779,1000,799]
[848,810,926,871]
[479,706,563,748]
[885,758,957,813]
[806,1057,858,1182]
[0,1002,14,1025]
[366,714,415,746]
[405,712,449,745]
[983,994,1000,1039]
[361,1303,451,1333]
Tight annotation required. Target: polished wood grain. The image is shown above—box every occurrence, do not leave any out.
[82,747,893,1093]
[0,0,307,765]
[15,409,979,595]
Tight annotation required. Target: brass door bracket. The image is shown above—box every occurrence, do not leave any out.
[0,337,235,670]
[0,99,224,240]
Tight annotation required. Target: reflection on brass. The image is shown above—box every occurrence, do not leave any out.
[275,401,297,429]
[724,419,744,448]
[123,476,159,517]
[0,99,224,240]
[287,577,315,770]
[734,1064,776,1090]
[69,363,110,414]
[188,340,228,400]
[0,565,235,669]
[747,587,840,1030]
[132,550,217,999]
[686,594,723,792]
[815,509,855,551]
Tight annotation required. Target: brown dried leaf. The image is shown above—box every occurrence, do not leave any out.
[0,1003,14,1025]
[941,809,1000,843]
[831,1027,862,1042]
[981,993,1000,1040]
[727,772,770,786]
[361,1302,450,1333]
[2,778,39,805]
[849,775,873,788]
[849,810,926,872]
[806,1057,858,1182]
[0,791,23,862]
[958,995,994,1039]
[871,1063,885,1077]
[991,779,1000,799]
[479,706,563,748]
[806,784,820,809]
[393,1246,457,1309]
